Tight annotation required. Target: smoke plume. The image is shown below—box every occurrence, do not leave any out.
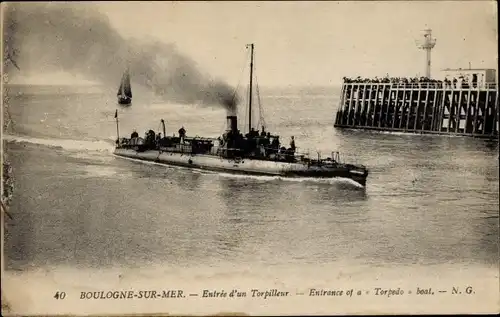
[3,3,240,111]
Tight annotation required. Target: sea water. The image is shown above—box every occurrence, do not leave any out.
[3,84,499,315]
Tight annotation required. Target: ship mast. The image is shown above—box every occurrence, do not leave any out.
[247,43,254,133]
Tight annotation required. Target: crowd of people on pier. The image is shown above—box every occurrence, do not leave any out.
[343,75,481,89]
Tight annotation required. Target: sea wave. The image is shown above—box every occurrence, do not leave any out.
[336,128,468,138]
[3,134,115,154]
[215,171,365,188]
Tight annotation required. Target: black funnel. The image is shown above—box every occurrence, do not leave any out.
[226,115,237,132]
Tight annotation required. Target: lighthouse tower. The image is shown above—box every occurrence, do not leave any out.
[416,29,437,78]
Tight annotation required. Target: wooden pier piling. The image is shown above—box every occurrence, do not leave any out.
[334,82,499,139]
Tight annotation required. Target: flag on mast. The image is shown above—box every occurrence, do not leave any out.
[114,109,120,142]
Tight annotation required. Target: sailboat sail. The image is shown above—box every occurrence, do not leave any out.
[117,69,132,98]
[117,68,132,105]
[124,71,132,98]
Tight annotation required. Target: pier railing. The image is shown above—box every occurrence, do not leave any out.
[343,82,497,90]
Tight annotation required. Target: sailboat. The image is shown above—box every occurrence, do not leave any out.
[117,67,132,105]
[113,44,369,187]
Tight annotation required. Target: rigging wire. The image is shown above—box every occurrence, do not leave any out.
[218,50,250,135]
[255,75,266,129]
[230,50,251,108]
[243,83,249,135]
[253,53,266,130]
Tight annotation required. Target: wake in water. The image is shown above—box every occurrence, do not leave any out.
[215,171,365,188]
[4,134,116,154]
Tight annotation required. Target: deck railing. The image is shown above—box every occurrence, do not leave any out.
[214,146,347,163]
[119,138,355,164]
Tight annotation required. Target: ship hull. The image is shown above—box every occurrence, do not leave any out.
[113,148,368,187]
[117,96,132,105]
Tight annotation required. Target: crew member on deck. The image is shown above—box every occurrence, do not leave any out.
[249,128,258,138]
[131,130,139,138]
[260,126,266,137]
[290,136,296,153]
[271,136,280,155]
[156,133,162,146]
[179,126,186,143]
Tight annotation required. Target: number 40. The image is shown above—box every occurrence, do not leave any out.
[54,291,66,300]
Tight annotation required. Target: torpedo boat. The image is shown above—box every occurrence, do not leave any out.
[113,44,369,187]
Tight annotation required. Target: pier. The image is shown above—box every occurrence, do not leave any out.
[334,80,498,138]
[334,29,498,139]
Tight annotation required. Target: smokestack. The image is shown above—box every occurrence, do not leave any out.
[226,109,237,133]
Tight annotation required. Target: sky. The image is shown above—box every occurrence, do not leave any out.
[5,1,498,87]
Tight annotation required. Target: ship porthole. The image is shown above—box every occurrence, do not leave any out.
[188,159,193,164]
